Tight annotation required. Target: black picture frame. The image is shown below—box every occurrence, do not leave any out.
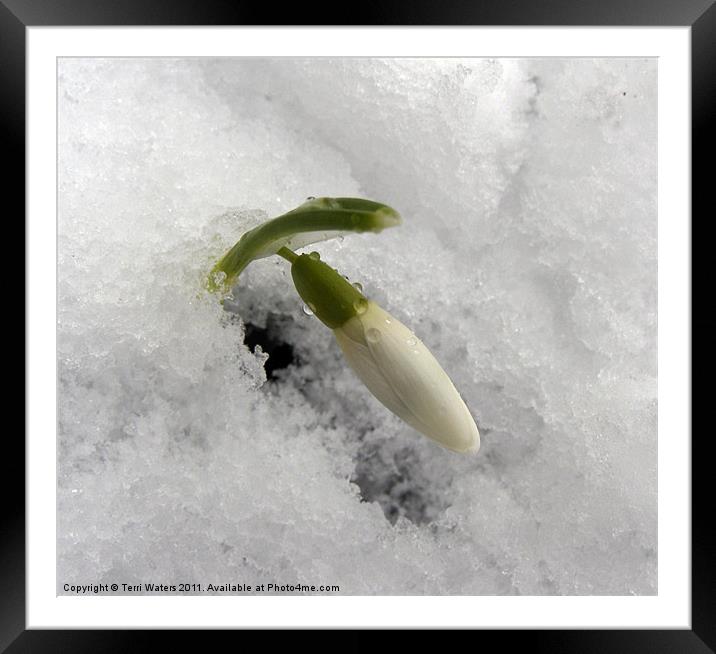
[7,0,710,650]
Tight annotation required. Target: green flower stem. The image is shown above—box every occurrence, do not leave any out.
[208,197,400,292]
[276,247,298,264]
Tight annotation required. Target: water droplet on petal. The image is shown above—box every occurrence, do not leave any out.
[353,298,368,315]
[302,303,315,316]
[352,282,363,292]
[308,251,320,261]
[366,328,381,343]
[384,318,392,325]
[406,336,417,346]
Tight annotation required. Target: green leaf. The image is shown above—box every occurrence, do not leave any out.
[207,197,401,292]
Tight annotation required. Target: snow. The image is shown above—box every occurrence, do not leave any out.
[57,57,657,595]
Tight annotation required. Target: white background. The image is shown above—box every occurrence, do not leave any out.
[27,26,690,628]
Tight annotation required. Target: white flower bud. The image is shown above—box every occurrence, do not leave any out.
[334,300,480,453]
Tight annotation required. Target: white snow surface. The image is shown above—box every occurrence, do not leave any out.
[58,58,657,595]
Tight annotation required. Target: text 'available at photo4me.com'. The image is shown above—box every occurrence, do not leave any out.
[62,581,341,594]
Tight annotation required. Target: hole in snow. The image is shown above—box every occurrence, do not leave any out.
[243,315,299,381]
[351,441,453,526]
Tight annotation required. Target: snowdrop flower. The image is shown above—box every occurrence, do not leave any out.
[289,250,480,454]
[209,197,480,454]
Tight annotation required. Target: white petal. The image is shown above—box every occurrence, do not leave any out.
[335,302,479,453]
[334,326,434,437]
